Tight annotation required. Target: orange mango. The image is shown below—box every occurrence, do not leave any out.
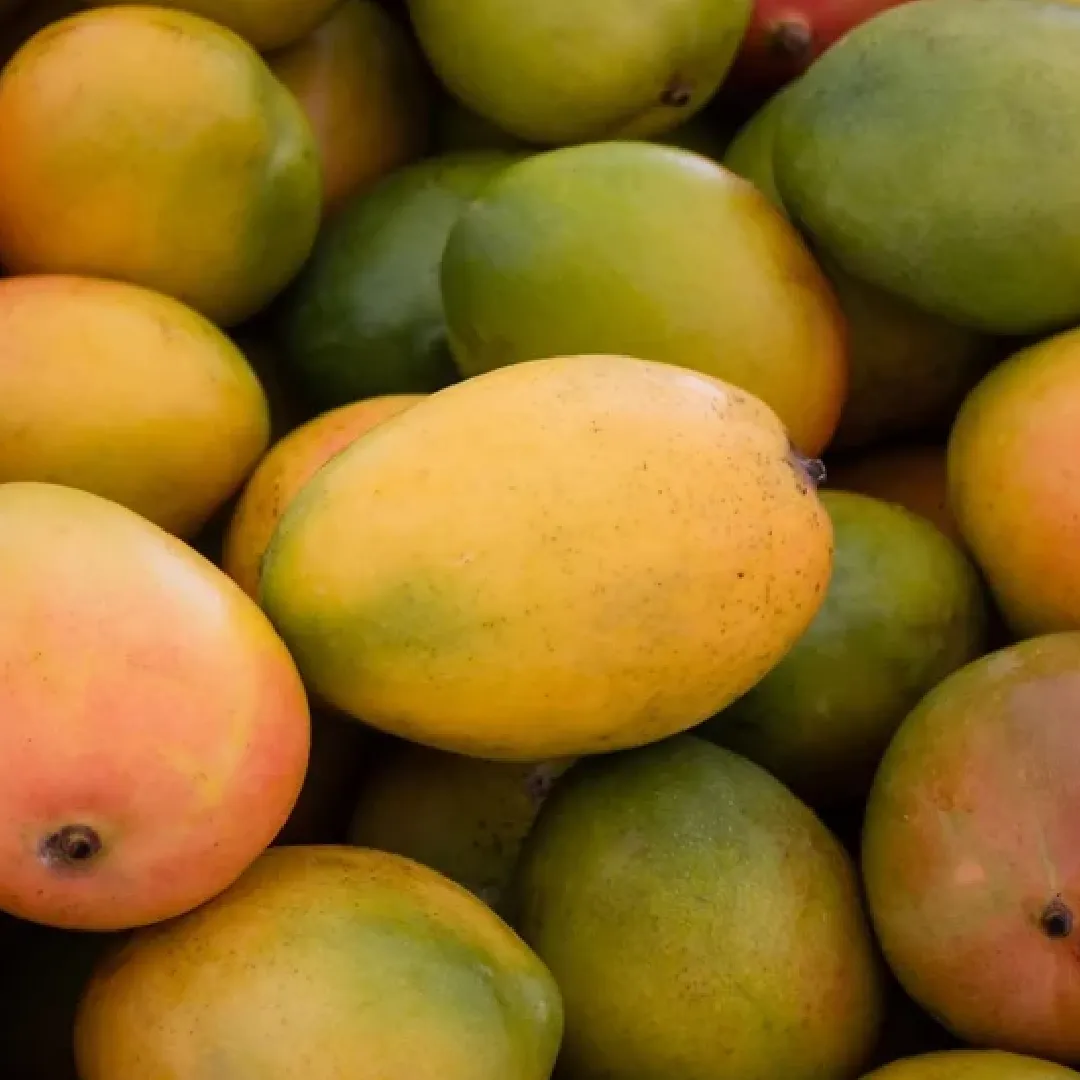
[224,393,423,597]
[0,483,310,931]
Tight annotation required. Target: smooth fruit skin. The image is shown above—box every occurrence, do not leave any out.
[260,355,834,760]
[82,0,339,51]
[863,633,1080,1063]
[279,152,519,408]
[829,445,961,545]
[705,491,988,805]
[441,142,846,456]
[511,736,884,1080]
[0,275,269,538]
[405,0,750,145]
[0,483,310,932]
[223,394,423,597]
[0,7,322,327]
[775,0,1080,335]
[949,327,1080,637]
[861,1050,1080,1080]
[269,0,431,217]
[74,846,564,1080]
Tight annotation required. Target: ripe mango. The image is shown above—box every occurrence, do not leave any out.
[0,483,310,931]
[260,355,833,760]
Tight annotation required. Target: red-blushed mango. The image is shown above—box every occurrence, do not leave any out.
[269,0,432,217]
[224,394,423,597]
[0,275,270,538]
[440,141,847,456]
[259,355,834,760]
[0,7,321,327]
[82,0,338,51]
[949,327,1080,637]
[829,445,961,545]
[0,482,310,932]
[863,633,1080,1063]
[74,846,564,1080]
[860,1050,1080,1080]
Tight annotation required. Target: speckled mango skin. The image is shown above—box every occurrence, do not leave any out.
[511,736,884,1080]
[0,275,270,539]
[259,354,834,760]
[949,328,1080,637]
[74,845,564,1080]
[0,7,322,327]
[861,1051,1080,1080]
[863,634,1080,1063]
[0,483,310,932]
[223,394,423,598]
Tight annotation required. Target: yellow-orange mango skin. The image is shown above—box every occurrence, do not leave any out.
[0,483,310,932]
[83,0,339,51]
[74,846,564,1080]
[260,355,834,760]
[862,1050,1080,1080]
[0,275,270,538]
[269,0,432,216]
[224,394,423,597]
[0,7,322,327]
[949,327,1080,637]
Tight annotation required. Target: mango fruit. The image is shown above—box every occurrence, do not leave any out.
[223,394,423,597]
[348,744,573,912]
[705,491,987,804]
[861,1051,1080,1080]
[405,0,750,145]
[775,0,1080,334]
[723,87,993,450]
[949,327,1080,638]
[0,7,321,327]
[268,0,431,217]
[0,482,310,931]
[0,275,269,538]
[74,846,564,1080]
[83,0,339,50]
[512,736,884,1080]
[280,151,518,407]
[863,633,1080,1063]
[441,141,846,455]
[260,355,834,760]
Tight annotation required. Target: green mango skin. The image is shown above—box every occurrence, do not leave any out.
[774,0,1080,335]
[703,491,989,806]
[278,151,521,409]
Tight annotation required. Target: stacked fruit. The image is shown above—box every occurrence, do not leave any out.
[1,0,1079,1078]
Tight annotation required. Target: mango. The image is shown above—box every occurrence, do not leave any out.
[268,0,431,217]
[0,275,269,538]
[861,1051,1080,1080]
[0,7,321,327]
[703,491,988,805]
[348,744,573,912]
[723,87,993,451]
[223,394,423,597]
[863,633,1080,1063]
[511,736,884,1080]
[775,0,1080,334]
[0,482,310,931]
[949,327,1080,637]
[441,141,846,455]
[405,0,750,145]
[260,355,833,760]
[74,846,564,1080]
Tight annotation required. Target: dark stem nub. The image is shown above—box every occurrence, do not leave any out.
[769,17,814,62]
[788,445,827,489]
[40,824,103,869]
[1040,897,1074,939]
[660,78,694,109]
